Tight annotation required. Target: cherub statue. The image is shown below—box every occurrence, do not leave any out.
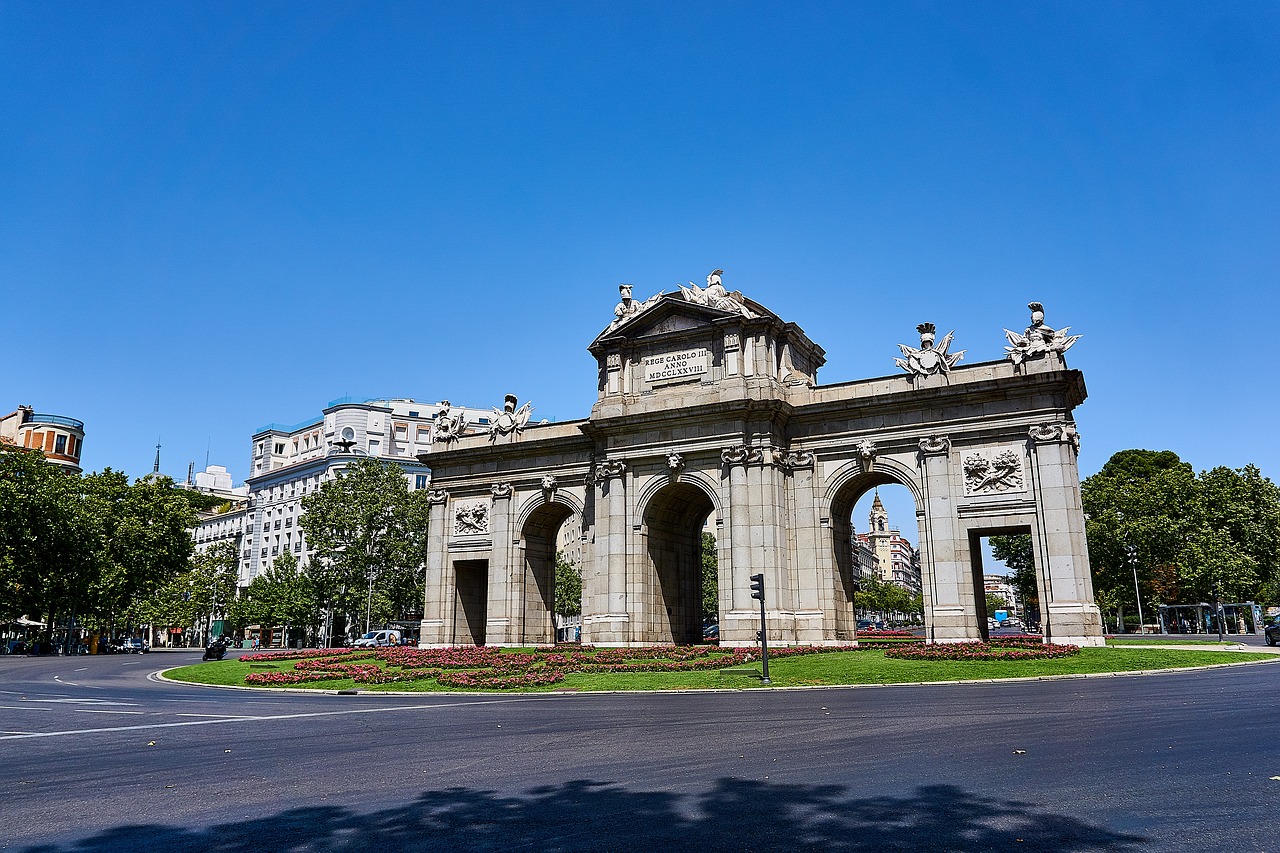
[1004,302,1081,366]
[895,323,964,377]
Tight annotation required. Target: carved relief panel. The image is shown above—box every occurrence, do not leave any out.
[961,447,1027,496]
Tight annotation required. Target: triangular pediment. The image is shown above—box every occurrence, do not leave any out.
[590,296,741,347]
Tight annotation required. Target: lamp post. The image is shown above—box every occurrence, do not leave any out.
[1128,545,1145,635]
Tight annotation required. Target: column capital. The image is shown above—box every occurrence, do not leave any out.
[593,459,628,482]
[425,489,450,506]
[917,435,951,456]
[721,445,764,467]
[1029,422,1081,453]
[770,448,814,471]
[490,482,513,499]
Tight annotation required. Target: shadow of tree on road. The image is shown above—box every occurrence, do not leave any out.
[22,779,1144,852]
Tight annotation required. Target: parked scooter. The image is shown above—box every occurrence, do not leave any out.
[202,636,230,662]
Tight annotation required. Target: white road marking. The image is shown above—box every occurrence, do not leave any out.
[74,668,88,672]
[24,698,139,706]
[0,696,567,741]
[73,709,146,715]
[0,706,48,711]
[174,713,256,718]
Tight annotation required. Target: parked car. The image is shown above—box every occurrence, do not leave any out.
[1266,617,1279,647]
[116,638,146,654]
[353,629,401,648]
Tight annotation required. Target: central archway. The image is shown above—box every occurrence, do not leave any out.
[640,481,716,644]
[829,470,927,641]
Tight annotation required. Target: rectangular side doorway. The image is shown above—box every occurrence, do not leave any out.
[453,560,488,646]
[968,527,1037,641]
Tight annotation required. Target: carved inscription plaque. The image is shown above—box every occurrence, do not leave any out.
[643,348,709,385]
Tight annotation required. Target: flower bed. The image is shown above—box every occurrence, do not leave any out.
[883,641,1080,661]
[231,640,1078,690]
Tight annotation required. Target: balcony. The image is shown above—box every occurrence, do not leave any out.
[27,414,84,430]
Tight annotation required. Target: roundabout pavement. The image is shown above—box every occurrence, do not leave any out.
[2,649,1277,851]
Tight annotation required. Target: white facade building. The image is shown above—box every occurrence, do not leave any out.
[241,396,490,586]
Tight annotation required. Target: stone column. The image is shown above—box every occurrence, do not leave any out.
[586,460,629,645]
[722,445,761,645]
[486,482,515,645]
[778,450,825,644]
[420,489,451,647]
[917,436,978,643]
[1028,423,1105,647]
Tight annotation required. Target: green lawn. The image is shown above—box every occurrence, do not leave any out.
[163,646,1278,693]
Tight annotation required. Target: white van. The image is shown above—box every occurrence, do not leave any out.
[353,629,401,647]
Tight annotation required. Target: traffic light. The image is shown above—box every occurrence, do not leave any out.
[749,573,765,601]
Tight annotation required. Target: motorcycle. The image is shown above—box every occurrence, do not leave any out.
[202,637,230,662]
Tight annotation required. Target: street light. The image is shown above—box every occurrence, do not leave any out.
[1127,545,1145,635]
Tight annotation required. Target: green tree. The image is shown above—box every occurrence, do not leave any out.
[300,458,432,633]
[82,470,197,635]
[0,447,98,638]
[1082,450,1280,624]
[231,550,316,645]
[133,541,238,644]
[985,593,1007,615]
[989,534,1039,620]
[553,551,582,617]
[701,532,718,621]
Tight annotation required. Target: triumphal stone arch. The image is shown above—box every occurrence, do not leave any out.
[419,274,1104,648]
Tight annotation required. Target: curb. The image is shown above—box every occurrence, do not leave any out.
[151,651,1280,698]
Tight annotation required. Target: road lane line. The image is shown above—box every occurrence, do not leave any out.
[73,709,146,715]
[0,696,568,741]
[24,699,139,706]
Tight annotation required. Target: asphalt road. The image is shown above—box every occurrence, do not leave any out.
[1,651,1278,852]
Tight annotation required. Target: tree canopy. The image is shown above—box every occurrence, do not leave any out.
[0,447,197,638]
[1082,450,1279,613]
[299,458,432,629]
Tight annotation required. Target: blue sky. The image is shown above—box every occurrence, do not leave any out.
[3,3,1278,548]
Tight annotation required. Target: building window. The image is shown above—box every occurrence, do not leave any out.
[261,548,268,557]
[408,411,419,417]
[294,542,302,552]
[285,517,293,527]
[415,474,428,490]
[271,546,279,556]
[274,442,284,454]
